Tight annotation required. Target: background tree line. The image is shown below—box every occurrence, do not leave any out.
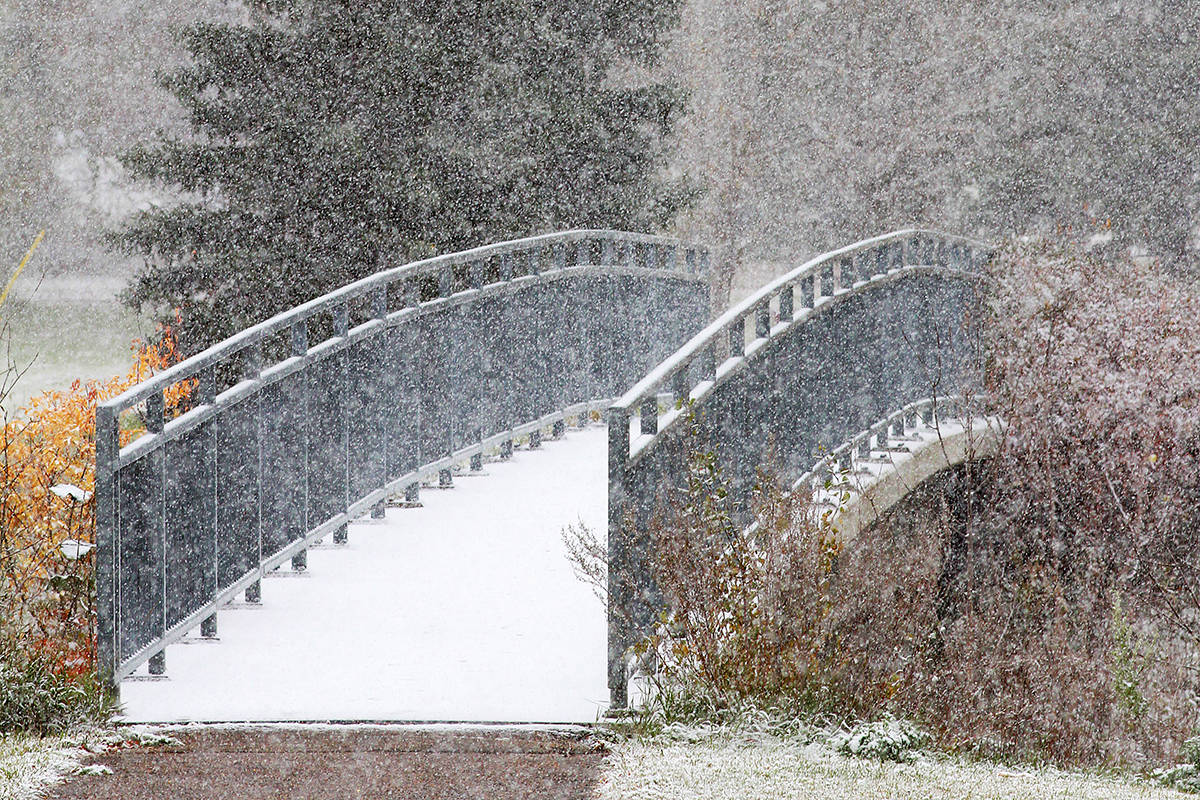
[1,0,1197,352]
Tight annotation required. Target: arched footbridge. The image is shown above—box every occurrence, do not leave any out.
[94,228,992,720]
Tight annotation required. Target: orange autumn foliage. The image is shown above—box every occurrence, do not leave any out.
[0,322,187,677]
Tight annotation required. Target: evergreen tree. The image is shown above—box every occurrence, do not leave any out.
[116,0,691,353]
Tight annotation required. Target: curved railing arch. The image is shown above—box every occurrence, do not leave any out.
[95,230,711,689]
[605,229,992,705]
[798,395,1003,542]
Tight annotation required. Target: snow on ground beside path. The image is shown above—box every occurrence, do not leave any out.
[0,734,84,800]
[597,740,1191,800]
[119,425,610,723]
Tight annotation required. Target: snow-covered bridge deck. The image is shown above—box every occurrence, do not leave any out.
[120,426,609,723]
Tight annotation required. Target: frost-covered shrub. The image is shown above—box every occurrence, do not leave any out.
[983,237,1200,619]
[831,716,930,763]
[0,649,93,735]
[1155,736,1200,793]
[642,442,844,714]
[836,239,1200,766]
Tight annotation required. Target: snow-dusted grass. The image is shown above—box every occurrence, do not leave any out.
[0,733,83,800]
[596,738,1195,800]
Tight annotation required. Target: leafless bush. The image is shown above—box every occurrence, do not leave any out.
[836,239,1200,766]
[632,445,847,712]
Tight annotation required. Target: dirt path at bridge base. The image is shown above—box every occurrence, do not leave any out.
[47,724,606,800]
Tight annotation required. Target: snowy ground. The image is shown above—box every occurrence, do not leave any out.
[0,734,83,800]
[597,739,1192,800]
[119,425,609,723]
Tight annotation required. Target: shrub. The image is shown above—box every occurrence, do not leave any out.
[0,321,184,715]
[831,716,930,763]
[637,435,846,715]
[0,646,106,735]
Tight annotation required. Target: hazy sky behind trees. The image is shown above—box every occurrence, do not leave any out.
[2,0,1196,303]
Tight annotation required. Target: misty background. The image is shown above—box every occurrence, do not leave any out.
[1,0,1196,405]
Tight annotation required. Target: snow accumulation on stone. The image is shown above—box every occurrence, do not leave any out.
[119,425,610,724]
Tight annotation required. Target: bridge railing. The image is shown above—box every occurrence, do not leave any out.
[801,394,972,491]
[605,229,992,704]
[95,229,711,687]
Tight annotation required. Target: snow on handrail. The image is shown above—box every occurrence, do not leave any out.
[610,228,989,419]
[101,229,708,417]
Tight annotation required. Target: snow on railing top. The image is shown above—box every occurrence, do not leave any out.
[607,228,991,465]
[100,229,709,426]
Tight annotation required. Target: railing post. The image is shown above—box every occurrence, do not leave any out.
[602,239,616,265]
[196,363,219,641]
[607,408,631,708]
[778,286,794,322]
[701,343,716,381]
[729,317,745,358]
[639,397,657,435]
[438,265,453,296]
[144,389,167,675]
[755,301,770,339]
[94,404,119,695]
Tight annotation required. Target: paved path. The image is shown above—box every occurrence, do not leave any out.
[48,724,605,800]
[120,425,610,723]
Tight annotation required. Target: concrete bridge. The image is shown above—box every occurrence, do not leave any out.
[94,229,991,721]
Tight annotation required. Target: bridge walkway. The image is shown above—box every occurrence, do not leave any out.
[119,426,609,724]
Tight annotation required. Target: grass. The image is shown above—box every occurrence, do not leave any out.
[597,738,1196,800]
[0,733,83,800]
[1,289,149,412]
